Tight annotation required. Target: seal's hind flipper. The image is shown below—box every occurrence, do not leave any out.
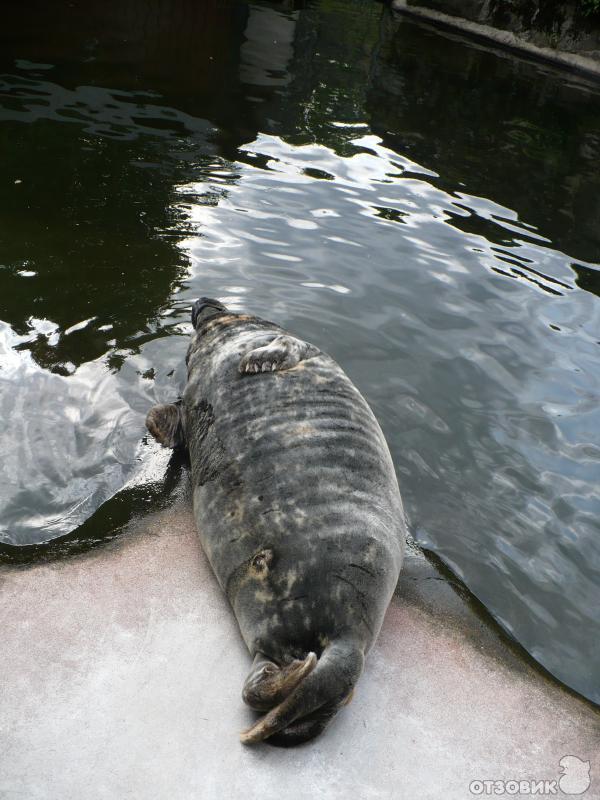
[240,640,363,745]
[242,652,317,711]
[146,402,184,449]
[239,335,318,375]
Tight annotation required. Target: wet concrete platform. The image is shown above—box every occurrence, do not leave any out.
[1,502,598,799]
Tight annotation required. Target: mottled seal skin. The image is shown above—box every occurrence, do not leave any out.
[146,298,406,746]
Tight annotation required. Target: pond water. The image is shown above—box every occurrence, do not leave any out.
[1,0,599,704]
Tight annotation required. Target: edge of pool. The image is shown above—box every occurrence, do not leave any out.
[391,0,600,80]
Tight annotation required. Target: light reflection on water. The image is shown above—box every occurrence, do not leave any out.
[0,0,598,704]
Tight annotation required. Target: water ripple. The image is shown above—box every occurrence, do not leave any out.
[0,1,598,705]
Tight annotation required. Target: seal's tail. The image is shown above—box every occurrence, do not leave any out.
[240,639,364,746]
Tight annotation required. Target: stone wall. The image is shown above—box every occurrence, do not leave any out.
[402,0,600,60]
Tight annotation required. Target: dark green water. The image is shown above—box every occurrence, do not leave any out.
[1,1,599,703]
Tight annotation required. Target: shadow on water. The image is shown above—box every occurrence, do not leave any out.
[0,0,599,706]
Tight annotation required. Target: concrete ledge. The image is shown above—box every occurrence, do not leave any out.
[1,502,598,799]
[391,0,600,79]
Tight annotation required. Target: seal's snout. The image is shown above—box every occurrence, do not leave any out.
[191,297,228,330]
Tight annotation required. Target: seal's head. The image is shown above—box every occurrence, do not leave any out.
[191,297,228,330]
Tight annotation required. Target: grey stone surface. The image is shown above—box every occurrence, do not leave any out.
[1,502,598,800]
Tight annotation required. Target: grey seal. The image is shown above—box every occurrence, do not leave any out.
[146,298,406,745]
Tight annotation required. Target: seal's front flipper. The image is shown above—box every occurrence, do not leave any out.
[242,652,317,711]
[239,335,318,375]
[146,403,184,449]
